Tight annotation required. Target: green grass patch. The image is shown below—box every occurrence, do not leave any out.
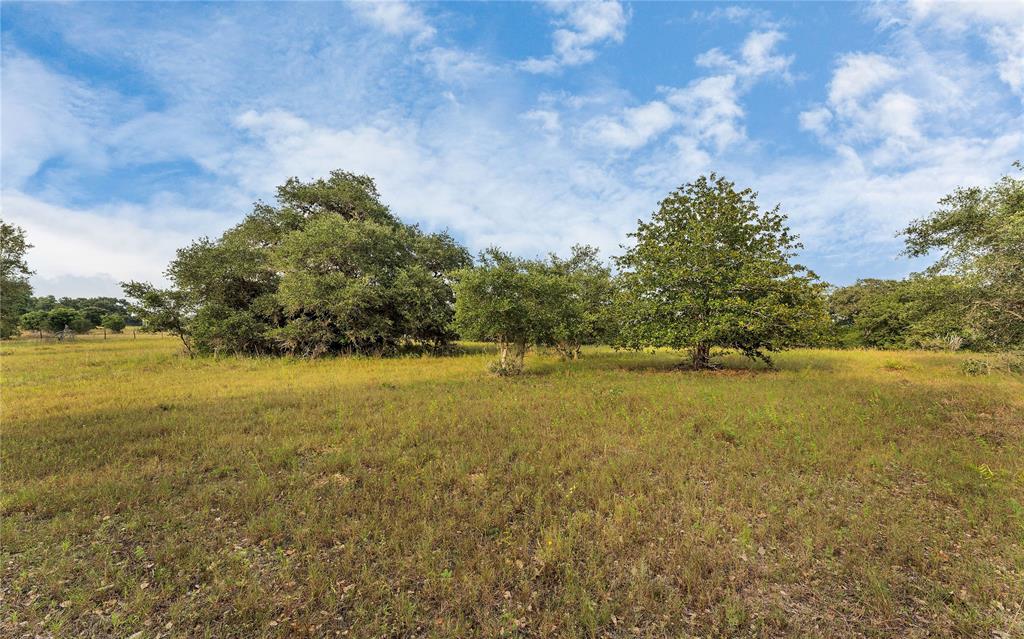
[2,335,1023,637]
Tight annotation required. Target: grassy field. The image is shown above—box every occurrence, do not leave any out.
[2,334,1022,638]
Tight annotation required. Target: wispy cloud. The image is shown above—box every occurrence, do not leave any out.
[350,1,436,44]
[1,1,1021,296]
[575,29,793,153]
[520,1,629,74]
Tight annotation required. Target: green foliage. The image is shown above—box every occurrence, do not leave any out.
[541,245,617,360]
[1,221,34,339]
[18,310,51,333]
[615,174,830,368]
[959,358,991,376]
[829,275,975,349]
[46,306,92,334]
[902,162,1024,348]
[154,170,469,356]
[27,295,57,312]
[100,313,127,333]
[79,306,108,327]
[27,296,139,325]
[270,215,466,356]
[122,281,196,355]
[453,249,560,374]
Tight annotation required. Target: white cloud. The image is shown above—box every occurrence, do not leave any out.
[871,0,1024,97]
[576,29,791,154]
[798,106,832,136]
[1,190,210,292]
[348,2,499,84]
[349,1,436,45]
[689,6,781,30]
[665,75,746,152]
[783,4,1024,279]
[521,1,629,73]
[0,54,114,188]
[523,109,561,134]
[696,30,793,80]
[227,107,652,260]
[582,101,675,149]
[827,53,901,108]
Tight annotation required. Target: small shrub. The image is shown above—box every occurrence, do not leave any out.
[960,358,991,376]
[882,359,908,371]
[487,357,524,377]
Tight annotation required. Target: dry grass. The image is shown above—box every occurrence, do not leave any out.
[2,334,1023,638]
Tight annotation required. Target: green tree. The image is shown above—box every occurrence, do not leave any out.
[47,306,91,334]
[828,276,973,349]
[1,221,34,338]
[100,313,127,333]
[902,163,1024,348]
[147,170,469,357]
[78,306,106,327]
[19,309,51,333]
[122,281,195,355]
[453,249,561,375]
[615,174,829,368]
[270,216,467,356]
[30,295,57,312]
[542,245,617,359]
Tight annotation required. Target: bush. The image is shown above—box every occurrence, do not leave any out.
[19,310,51,333]
[47,306,92,333]
[487,356,525,377]
[100,314,127,333]
[960,358,991,376]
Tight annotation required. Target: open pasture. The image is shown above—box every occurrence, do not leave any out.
[2,335,1022,637]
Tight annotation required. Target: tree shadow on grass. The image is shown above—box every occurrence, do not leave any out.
[524,347,839,377]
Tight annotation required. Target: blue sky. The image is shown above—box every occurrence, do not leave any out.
[2,1,1022,297]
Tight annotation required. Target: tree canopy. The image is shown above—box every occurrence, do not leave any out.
[1,221,34,339]
[615,174,829,368]
[901,163,1023,348]
[127,170,470,357]
[100,313,127,333]
[452,249,558,375]
[828,276,974,349]
[452,245,617,374]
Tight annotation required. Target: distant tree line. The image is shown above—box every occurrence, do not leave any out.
[17,295,137,335]
[3,164,1020,373]
[0,223,138,338]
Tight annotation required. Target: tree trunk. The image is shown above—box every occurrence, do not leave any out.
[691,342,710,369]
[493,337,526,375]
[514,340,527,370]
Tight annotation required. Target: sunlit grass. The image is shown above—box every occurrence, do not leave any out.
[2,334,1022,637]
